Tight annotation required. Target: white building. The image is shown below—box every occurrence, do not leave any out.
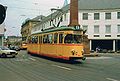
[32,0,120,52]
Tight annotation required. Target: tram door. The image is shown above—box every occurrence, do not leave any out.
[57,33,63,56]
[38,36,42,54]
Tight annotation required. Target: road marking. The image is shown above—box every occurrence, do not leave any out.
[29,58,36,61]
[106,78,118,81]
[15,59,29,61]
[52,64,72,71]
[87,56,112,60]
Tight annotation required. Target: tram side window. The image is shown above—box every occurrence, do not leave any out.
[54,33,58,43]
[31,37,34,43]
[48,34,53,44]
[28,37,31,43]
[64,34,73,43]
[31,36,38,44]
[35,36,38,43]
[43,35,48,43]
[39,36,42,44]
[64,34,82,44]
[59,34,63,43]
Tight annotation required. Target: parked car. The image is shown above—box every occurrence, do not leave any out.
[0,46,18,58]
[14,46,21,51]
[9,46,20,51]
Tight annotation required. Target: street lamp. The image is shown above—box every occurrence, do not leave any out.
[51,8,62,12]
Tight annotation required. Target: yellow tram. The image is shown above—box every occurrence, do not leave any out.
[27,26,86,60]
[20,41,27,50]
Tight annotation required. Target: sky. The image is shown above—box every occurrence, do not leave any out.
[0,0,70,36]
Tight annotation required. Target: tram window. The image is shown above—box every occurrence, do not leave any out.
[74,35,82,43]
[64,34,82,44]
[59,34,63,43]
[31,37,35,43]
[39,36,42,44]
[54,33,58,43]
[43,35,48,43]
[48,34,53,44]
[31,36,38,43]
[28,37,31,43]
[35,36,38,43]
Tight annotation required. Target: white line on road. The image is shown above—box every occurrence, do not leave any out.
[106,78,118,81]
[87,56,112,60]
[29,58,36,61]
[52,64,72,71]
[15,59,29,61]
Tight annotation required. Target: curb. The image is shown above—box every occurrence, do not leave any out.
[84,53,99,57]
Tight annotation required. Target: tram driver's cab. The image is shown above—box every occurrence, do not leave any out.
[64,34,82,44]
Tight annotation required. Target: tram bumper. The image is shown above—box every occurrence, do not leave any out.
[69,56,86,61]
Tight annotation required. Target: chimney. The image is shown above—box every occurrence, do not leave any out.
[68,0,80,27]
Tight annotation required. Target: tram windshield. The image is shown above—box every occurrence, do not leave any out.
[64,34,82,44]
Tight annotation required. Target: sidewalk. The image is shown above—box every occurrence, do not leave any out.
[84,52,120,57]
[84,53,99,57]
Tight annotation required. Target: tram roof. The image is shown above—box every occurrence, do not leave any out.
[32,26,83,35]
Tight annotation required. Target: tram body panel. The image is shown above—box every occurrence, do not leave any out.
[61,44,84,59]
[27,26,87,60]
[27,44,39,54]
[41,44,57,56]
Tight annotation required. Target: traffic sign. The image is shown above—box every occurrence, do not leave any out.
[0,4,6,25]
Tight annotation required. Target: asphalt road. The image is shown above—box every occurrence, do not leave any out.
[0,50,120,81]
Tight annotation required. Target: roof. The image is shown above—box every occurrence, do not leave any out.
[36,0,120,25]
[78,0,120,10]
[21,19,40,27]
[32,15,46,21]
[32,26,83,35]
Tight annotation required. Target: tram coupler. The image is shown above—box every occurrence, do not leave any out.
[82,57,86,60]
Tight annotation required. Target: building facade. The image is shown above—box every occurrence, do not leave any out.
[6,36,22,46]
[21,19,40,42]
[0,23,5,46]
[21,15,45,42]
[31,0,120,52]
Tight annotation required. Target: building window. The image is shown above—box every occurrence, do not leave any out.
[105,25,111,33]
[94,25,99,34]
[117,12,120,19]
[117,25,120,33]
[94,35,99,37]
[105,13,111,19]
[83,13,88,20]
[117,35,120,37]
[82,25,88,33]
[105,35,111,37]
[94,13,100,20]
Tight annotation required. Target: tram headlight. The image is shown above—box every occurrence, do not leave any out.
[81,49,84,55]
[71,49,77,55]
